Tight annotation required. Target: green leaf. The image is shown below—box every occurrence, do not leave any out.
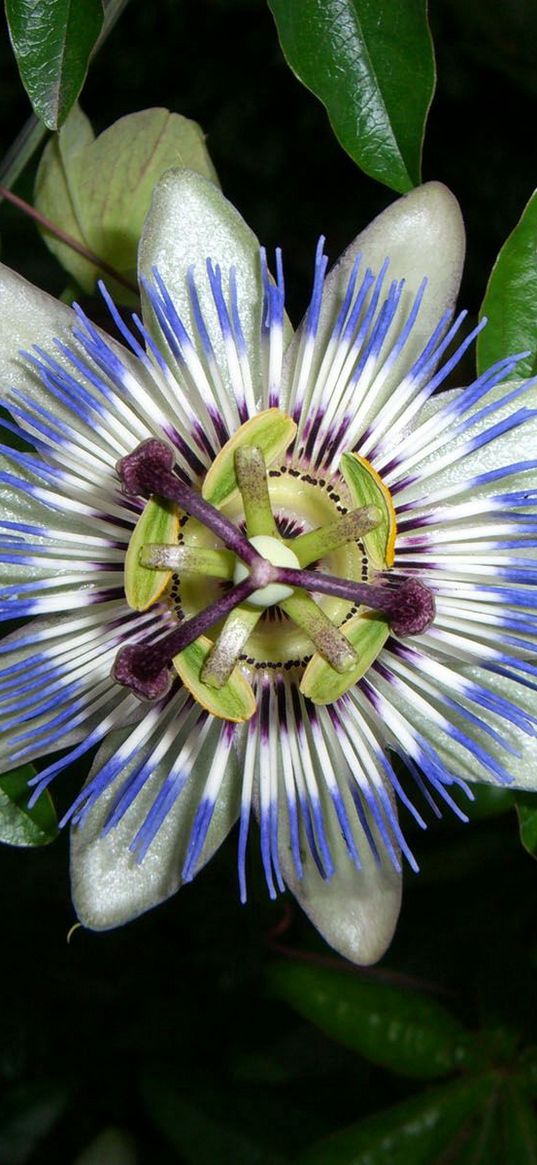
[268,0,435,193]
[478,189,537,378]
[0,764,58,848]
[35,106,220,301]
[73,1127,137,1165]
[501,1084,537,1164]
[141,1072,287,1165]
[296,1075,495,1165]
[268,962,482,1078]
[515,791,537,860]
[5,0,104,129]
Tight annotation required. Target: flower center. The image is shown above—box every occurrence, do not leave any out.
[233,535,299,607]
[114,410,435,718]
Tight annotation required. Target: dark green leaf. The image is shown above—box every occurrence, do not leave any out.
[268,0,435,192]
[501,1084,537,1164]
[5,0,104,129]
[141,1072,287,1165]
[437,1090,502,1165]
[268,962,482,1078]
[515,792,537,860]
[296,1074,495,1165]
[477,189,537,378]
[0,765,58,847]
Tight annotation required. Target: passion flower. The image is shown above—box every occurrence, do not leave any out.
[0,172,535,964]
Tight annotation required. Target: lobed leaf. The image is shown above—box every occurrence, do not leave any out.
[515,791,537,860]
[296,1074,496,1165]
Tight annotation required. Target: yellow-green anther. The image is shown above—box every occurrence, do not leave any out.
[300,611,391,704]
[288,505,382,567]
[124,496,179,611]
[340,452,397,568]
[280,591,358,673]
[140,544,235,580]
[202,408,296,508]
[234,445,278,538]
[173,635,256,722]
[201,605,261,689]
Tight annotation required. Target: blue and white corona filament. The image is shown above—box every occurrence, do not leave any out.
[0,172,536,966]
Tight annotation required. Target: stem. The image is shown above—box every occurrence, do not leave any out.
[0,185,138,295]
[0,116,46,191]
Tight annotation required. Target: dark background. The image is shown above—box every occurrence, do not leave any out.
[0,1,536,1160]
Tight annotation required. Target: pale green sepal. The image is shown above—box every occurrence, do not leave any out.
[277,778,402,966]
[0,616,141,771]
[301,612,390,704]
[202,409,297,508]
[403,380,537,504]
[36,107,219,303]
[173,635,256,722]
[139,170,293,390]
[71,722,241,930]
[34,104,96,293]
[124,497,179,611]
[386,661,537,793]
[279,183,465,414]
[340,452,396,568]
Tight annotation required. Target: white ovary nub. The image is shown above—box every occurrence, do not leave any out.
[233,535,300,608]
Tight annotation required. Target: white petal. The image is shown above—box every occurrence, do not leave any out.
[139,169,268,401]
[282,789,402,966]
[71,721,240,930]
[0,264,140,425]
[371,651,537,793]
[457,665,537,791]
[335,181,464,321]
[399,380,537,502]
[0,262,78,395]
[282,181,465,405]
